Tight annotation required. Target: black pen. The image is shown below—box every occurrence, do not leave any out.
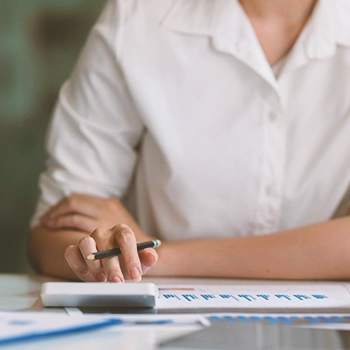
[85,239,161,261]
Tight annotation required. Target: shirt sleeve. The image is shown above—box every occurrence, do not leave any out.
[31,0,144,227]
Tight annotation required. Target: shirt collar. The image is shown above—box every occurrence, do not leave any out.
[161,0,278,90]
[161,0,254,49]
[161,0,350,56]
[302,0,350,60]
[160,0,350,95]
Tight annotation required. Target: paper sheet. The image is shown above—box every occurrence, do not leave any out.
[156,283,350,310]
[0,311,124,345]
[0,310,208,346]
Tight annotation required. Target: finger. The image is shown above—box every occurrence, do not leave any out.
[42,213,99,233]
[91,228,125,283]
[102,257,125,283]
[113,224,142,282]
[118,248,158,279]
[64,245,96,282]
[139,248,158,275]
[41,194,99,221]
[41,196,78,220]
[78,235,107,282]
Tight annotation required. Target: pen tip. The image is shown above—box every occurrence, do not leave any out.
[85,254,94,261]
[154,239,162,248]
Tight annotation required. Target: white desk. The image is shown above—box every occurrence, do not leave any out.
[0,274,207,349]
[1,274,350,349]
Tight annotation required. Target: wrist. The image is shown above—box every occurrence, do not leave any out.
[148,240,188,276]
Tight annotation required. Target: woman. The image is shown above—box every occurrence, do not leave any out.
[29,0,350,282]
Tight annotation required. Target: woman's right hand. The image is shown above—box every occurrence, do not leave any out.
[64,223,158,283]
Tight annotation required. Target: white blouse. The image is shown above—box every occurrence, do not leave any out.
[32,0,350,241]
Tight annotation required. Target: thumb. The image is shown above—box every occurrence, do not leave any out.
[139,248,158,275]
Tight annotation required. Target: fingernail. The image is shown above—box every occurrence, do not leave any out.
[129,267,142,282]
[42,214,51,221]
[79,267,89,275]
[148,250,158,265]
[97,271,107,282]
[44,217,54,226]
[110,276,123,283]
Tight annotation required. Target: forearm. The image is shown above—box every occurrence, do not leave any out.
[153,217,350,280]
[28,225,87,280]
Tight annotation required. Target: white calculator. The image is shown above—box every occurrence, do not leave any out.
[41,282,158,308]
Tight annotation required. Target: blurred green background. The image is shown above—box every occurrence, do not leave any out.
[0,0,105,273]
